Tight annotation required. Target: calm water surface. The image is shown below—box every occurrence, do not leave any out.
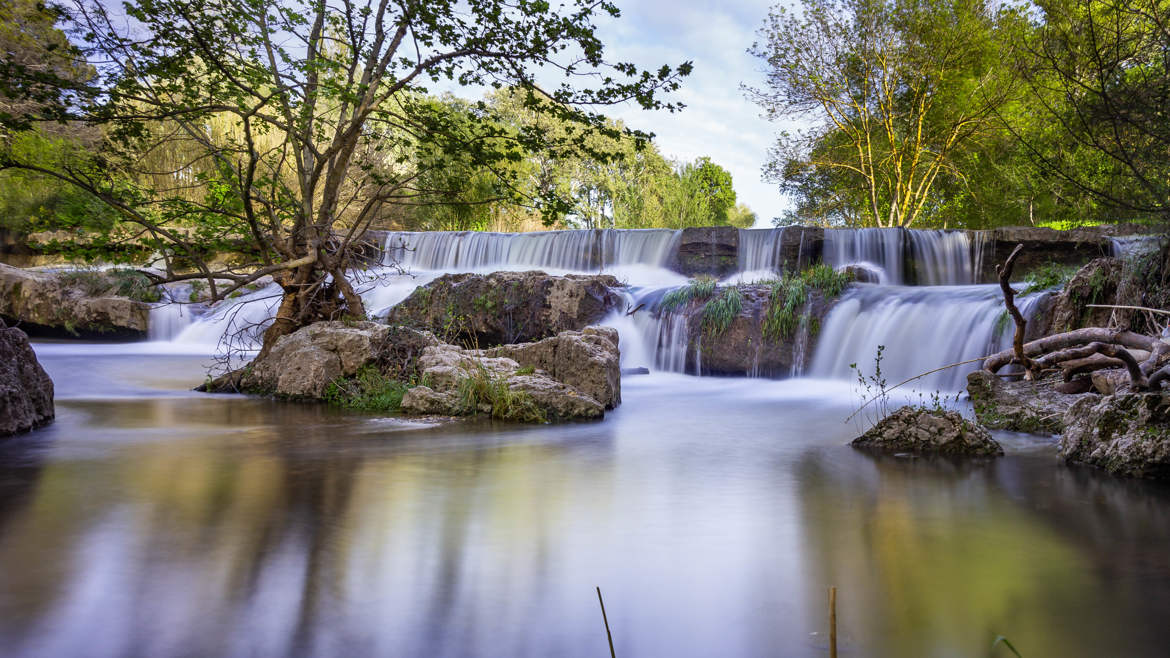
[2,345,1170,657]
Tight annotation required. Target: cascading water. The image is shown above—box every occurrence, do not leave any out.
[809,284,1050,390]
[379,228,681,272]
[823,228,980,286]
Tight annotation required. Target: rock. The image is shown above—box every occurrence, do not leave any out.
[967,369,1090,435]
[978,227,1112,283]
[840,264,881,284]
[0,263,151,338]
[851,406,1003,456]
[477,326,621,409]
[1060,392,1170,479]
[675,226,739,277]
[658,283,844,376]
[238,322,441,397]
[226,320,617,423]
[0,320,54,436]
[1049,258,1137,333]
[1091,368,1134,396]
[387,270,622,347]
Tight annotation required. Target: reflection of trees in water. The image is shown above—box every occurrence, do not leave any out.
[0,401,619,657]
[791,450,1170,657]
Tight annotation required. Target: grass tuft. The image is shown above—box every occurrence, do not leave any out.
[457,363,546,423]
[763,263,852,341]
[660,275,717,311]
[323,365,410,413]
[701,286,743,336]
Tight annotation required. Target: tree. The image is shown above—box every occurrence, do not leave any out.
[747,0,1021,228]
[1010,0,1170,222]
[0,0,689,353]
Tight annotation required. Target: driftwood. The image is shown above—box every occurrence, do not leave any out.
[983,328,1156,372]
[997,244,1037,380]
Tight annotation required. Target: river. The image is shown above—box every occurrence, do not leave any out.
[2,228,1170,656]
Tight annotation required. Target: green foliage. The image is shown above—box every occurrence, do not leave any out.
[701,286,743,336]
[55,268,161,302]
[762,264,852,341]
[661,276,718,311]
[323,366,410,413]
[515,365,536,375]
[456,364,546,423]
[1021,262,1079,294]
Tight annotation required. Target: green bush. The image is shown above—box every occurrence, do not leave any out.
[56,268,162,303]
[1021,262,1079,294]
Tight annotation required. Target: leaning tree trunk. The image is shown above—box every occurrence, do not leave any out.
[256,254,368,360]
[997,243,1038,380]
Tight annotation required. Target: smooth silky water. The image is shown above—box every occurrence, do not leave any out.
[3,229,1170,657]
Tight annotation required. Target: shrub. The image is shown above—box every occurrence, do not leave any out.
[701,286,743,335]
[762,263,852,341]
[1021,262,1079,294]
[56,267,162,302]
[660,275,717,311]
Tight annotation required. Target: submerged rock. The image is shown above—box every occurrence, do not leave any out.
[0,320,54,436]
[967,370,1089,435]
[387,270,622,347]
[852,406,1003,457]
[1060,392,1170,479]
[0,264,151,338]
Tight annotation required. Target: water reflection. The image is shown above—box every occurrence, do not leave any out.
[2,354,1170,656]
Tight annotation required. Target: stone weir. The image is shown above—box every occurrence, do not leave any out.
[367,224,1141,283]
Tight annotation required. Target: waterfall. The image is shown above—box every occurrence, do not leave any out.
[824,228,978,285]
[809,284,1048,390]
[737,228,787,275]
[380,229,681,272]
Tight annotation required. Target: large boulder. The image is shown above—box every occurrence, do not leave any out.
[1060,392,1170,479]
[220,320,620,423]
[476,326,621,408]
[238,321,440,397]
[674,226,740,277]
[967,369,1088,435]
[400,342,607,421]
[386,270,622,347]
[0,263,151,338]
[0,320,54,436]
[852,406,1003,457]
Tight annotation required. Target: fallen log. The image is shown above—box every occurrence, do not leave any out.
[983,328,1156,373]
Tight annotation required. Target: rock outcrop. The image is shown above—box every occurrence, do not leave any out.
[386,270,622,347]
[675,226,740,277]
[477,326,621,409]
[0,264,151,338]
[238,321,440,398]
[0,320,54,436]
[217,320,620,423]
[977,227,1112,283]
[1060,392,1170,479]
[653,282,845,376]
[1049,258,1139,333]
[852,406,1003,457]
[967,369,1088,435]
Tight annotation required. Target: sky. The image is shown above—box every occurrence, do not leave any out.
[589,0,797,227]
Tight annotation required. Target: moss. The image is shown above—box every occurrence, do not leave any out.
[323,365,411,413]
[1021,262,1079,294]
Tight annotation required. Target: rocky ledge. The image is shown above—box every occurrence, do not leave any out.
[0,263,152,338]
[852,406,1003,457]
[210,321,620,423]
[967,370,1089,435]
[0,319,54,436]
[387,270,622,347]
[1060,392,1170,479]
